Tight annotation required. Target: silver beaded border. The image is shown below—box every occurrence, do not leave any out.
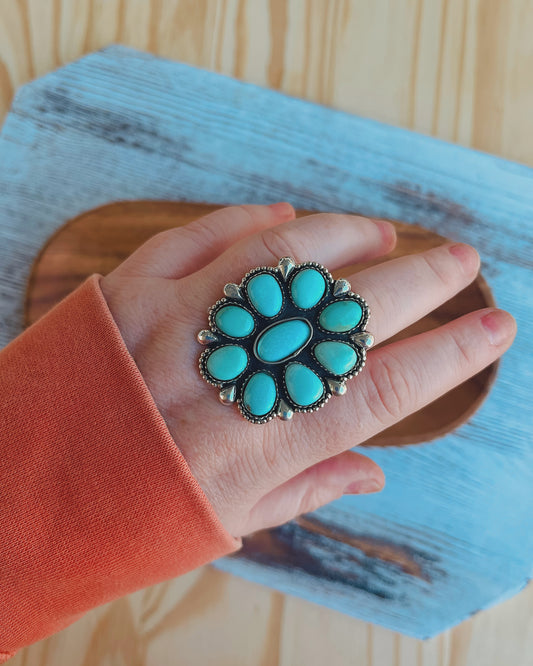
[315,293,370,335]
[208,300,257,339]
[281,360,331,414]
[237,369,279,424]
[198,344,250,388]
[286,261,333,310]
[311,338,367,382]
[240,266,286,318]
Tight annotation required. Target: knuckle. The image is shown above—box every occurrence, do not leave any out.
[260,226,304,264]
[148,225,203,254]
[445,327,473,366]
[296,480,340,517]
[363,353,411,424]
[138,228,170,255]
[214,205,255,232]
[158,207,241,252]
[234,205,258,225]
[418,251,450,286]
[181,219,219,249]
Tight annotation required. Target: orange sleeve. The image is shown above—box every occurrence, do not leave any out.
[0,274,241,661]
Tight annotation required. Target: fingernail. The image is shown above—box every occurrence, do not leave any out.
[375,219,396,246]
[268,201,295,218]
[448,243,480,274]
[481,310,516,346]
[343,478,383,495]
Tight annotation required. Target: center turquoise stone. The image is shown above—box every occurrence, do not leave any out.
[254,319,312,363]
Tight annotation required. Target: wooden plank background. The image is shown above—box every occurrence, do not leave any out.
[1,0,533,168]
[1,2,533,665]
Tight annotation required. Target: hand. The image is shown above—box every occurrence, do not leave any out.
[100,203,516,538]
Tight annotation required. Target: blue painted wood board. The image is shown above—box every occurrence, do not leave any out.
[0,45,532,639]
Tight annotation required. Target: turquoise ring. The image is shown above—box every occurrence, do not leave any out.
[197,257,374,424]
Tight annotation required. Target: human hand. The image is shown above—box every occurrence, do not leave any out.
[100,203,516,538]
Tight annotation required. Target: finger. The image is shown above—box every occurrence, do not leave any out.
[112,202,296,279]
[194,214,397,304]
[350,242,481,345]
[262,307,516,485]
[241,451,384,535]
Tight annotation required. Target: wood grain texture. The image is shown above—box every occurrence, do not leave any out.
[1,0,533,166]
[24,200,496,449]
[9,566,533,666]
[0,22,531,666]
[0,44,532,654]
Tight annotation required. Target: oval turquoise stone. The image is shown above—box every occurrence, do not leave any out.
[319,300,363,332]
[255,319,312,363]
[243,372,277,416]
[290,268,326,309]
[246,273,283,317]
[285,363,324,407]
[206,345,248,381]
[314,341,357,375]
[214,305,254,337]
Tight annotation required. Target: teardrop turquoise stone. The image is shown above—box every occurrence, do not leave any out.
[246,273,283,317]
[319,300,363,332]
[206,345,248,381]
[255,319,312,363]
[314,341,357,375]
[215,305,254,337]
[285,363,324,406]
[291,268,326,309]
[243,372,277,416]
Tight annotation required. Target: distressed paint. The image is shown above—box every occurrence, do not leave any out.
[0,46,531,638]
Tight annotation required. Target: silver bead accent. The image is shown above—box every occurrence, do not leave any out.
[224,283,243,299]
[333,278,351,296]
[351,331,375,349]
[327,378,347,396]
[219,385,236,404]
[277,399,294,420]
[197,329,218,345]
[278,256,296,280]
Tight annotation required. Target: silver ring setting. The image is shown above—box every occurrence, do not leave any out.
[197,257,374,424]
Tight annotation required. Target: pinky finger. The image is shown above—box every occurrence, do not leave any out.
[112,202,295,279]
[240,451,384,536]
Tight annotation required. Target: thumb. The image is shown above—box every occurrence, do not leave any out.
[240,450,385,536]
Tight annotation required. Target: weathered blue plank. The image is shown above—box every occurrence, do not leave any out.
[0,45,532,638]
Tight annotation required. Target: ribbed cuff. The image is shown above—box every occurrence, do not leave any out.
[0,274,241,658]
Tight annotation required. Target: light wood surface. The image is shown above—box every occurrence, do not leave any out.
[1,0,533,168]
[12,567,533,666]
[2,2,532,664]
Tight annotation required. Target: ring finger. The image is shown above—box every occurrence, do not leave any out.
[348,241,481,345]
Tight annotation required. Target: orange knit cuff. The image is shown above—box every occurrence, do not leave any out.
[0,274,241,658]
